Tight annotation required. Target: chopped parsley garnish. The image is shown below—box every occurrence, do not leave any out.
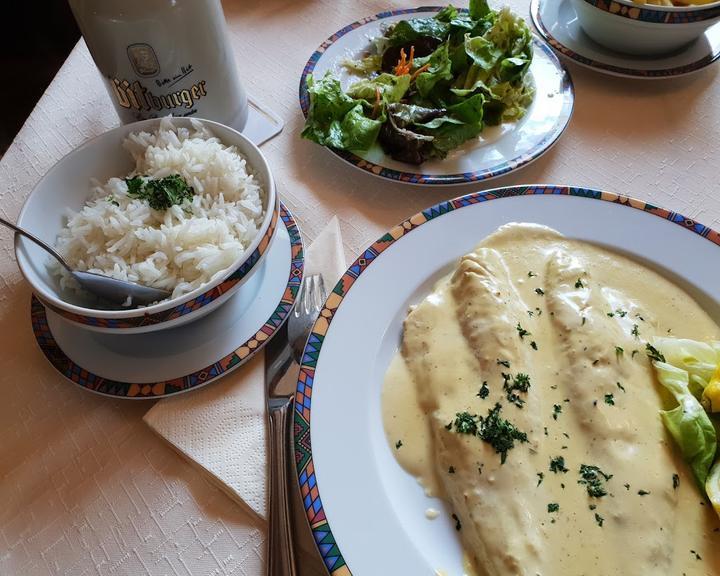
[646,343,666,363]
[477,381,489,399]
[125,174,195,211]
[578,464,613,498]
[631,324,640,338]
[453,412,479,435]
[535,288,545,296]
[552,404,562,420]
[606,311,614,318]
[528,271,537,278]
[631,349,639,359]
[691,550,702,560]
[527,309,534,317]
[530,341,538,350]
[638,489,650,496]
[673,474,680,490]
[550,456,568,474]
[616,309,628,318]
[547,503,560,513]
[452,513,461,531]
[615,346,624,358]
[516,323,531,339]
[395,440,402,449]
[537,472,544,486]
[106,196,120,207]
[535,307,542,316]
[589,504,597,510]
[616,382,626,392]
[477,403,528,464]
[449,404,527,464]
[503,373,531,408]
[604,393,615,406]
[575,278,585,289]
[497,359,510,368]
[448,466,455,474]
[581,316,587,326]
[594,513,604,527]
[624,483,630,490]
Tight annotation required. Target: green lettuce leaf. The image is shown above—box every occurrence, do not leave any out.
[387,18,450,47]
[469,0,491,19]
[415,43,454,99]
[652,360,717,487]
[423,93,485,155]
[301,74,383,151]
[347,73,411,103]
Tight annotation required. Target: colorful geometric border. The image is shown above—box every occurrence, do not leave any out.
[30,202,304,399]
[41,196,281,329]
[580,0,720,24]
[531,0,720,78]
[293,185,720,575]
[298,7,574,186]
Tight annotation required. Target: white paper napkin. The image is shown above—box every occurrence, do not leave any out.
[143,216,346,524]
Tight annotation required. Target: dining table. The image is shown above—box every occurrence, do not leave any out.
[1,0,719,574]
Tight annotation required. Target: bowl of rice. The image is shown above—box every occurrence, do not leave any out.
[15,117,278,334]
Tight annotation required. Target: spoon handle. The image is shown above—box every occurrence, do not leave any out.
[0,216,71,271]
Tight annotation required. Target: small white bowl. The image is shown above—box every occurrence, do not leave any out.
[571,0,720,55]
[15,117,278,334]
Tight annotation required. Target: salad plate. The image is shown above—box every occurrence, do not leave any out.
[293,185,720,575]
[299,6,574,185]
[31,203,303,399]
[531,0,720,78]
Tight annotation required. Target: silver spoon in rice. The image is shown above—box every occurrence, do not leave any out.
[1,217,171,307]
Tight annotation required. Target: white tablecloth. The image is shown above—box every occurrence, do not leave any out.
[1,1,719,574]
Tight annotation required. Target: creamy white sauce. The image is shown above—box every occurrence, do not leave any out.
[383,223,720,576]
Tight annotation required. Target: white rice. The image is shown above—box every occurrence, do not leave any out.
[54,118,265,302]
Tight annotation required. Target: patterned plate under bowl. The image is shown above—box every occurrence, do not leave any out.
[31,203,303,399]
[299,7,574,186]
[293,186,720,575]
[531,0,720,78]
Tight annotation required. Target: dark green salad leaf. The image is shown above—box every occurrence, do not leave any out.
[124,174,195,211]
[301,0,534,164]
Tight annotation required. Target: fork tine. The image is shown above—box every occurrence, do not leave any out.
[312,276,325,312]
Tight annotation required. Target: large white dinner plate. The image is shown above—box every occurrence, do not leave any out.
[531,0,720,79]
[31,203,303,399]
[293,186,720,575]
[299,8,574,185]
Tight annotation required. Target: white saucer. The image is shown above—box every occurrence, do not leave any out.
[30,203,303,399]
[531,0,720,78]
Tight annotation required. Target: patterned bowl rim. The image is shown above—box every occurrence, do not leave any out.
[298,7,575,186]
[30,202,304,399]
[293,184,720,575]
[15,116,277,323]
[580,0,720,23]
[531,0,720,78]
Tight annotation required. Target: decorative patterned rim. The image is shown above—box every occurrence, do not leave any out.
[293,185,720,575]
[30,203,304,399]
[298,7,574,186]
[41,197,280,329]
[531,0,720,78]
[580,0,720,24]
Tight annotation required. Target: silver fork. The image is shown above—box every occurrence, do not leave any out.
[265,274,327,576]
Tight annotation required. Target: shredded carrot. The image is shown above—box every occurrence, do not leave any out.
[393,45,415,76]
[410,63,430,82]
[372,86,381,117]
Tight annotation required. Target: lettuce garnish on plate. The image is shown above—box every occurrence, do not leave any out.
[301,0,534,164]
[648,337,720,515]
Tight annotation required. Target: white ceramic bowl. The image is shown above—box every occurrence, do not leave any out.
[15,117,279,335]
[571,0,720,55]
